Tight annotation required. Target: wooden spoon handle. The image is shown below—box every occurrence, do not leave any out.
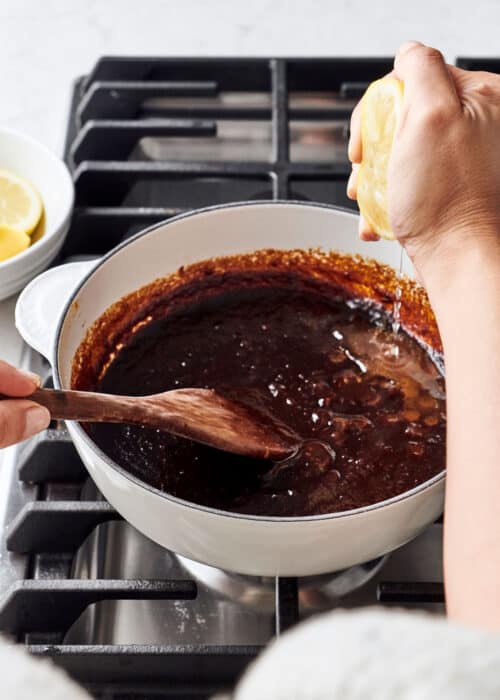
[0,387,140,425]
[0,388,296,460]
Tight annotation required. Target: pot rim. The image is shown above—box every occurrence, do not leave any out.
[53,200,446,524]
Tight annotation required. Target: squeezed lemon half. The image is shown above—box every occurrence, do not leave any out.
[357,78,404,240]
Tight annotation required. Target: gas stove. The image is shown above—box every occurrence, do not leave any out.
[1,56,498,699]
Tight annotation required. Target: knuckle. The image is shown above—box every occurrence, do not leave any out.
[418,46,445,63]
[399,45,446,74]
[469,73,500,98]
[417,101,454,128]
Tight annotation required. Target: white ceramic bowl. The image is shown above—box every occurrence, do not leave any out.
[0,126,74,300]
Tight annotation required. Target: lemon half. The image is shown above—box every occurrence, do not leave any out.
[0,168,43,235]
[0,225,31,263]
[357,78,404,240]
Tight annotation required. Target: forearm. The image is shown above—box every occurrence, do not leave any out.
[422,236,500,629]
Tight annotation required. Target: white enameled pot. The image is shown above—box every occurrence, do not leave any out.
[15,202,445,577]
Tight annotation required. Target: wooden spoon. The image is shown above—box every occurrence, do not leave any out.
[2,387,297,461]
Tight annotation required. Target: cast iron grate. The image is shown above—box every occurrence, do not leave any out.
[61,56,394,257]
[2,55,495,698]
[456,57,500,71]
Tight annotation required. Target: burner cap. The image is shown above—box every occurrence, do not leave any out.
[177,555,387,613]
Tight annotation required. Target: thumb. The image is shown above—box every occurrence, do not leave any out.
[0,400,50,448]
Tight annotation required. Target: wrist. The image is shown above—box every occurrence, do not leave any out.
[410,230,500,308]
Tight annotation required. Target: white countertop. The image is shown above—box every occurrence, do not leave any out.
[1,0,499,366]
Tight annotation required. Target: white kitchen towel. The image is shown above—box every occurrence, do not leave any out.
[0,636,91,699]
[229,608,500,699]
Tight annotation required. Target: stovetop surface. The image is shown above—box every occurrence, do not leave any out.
[1,55,498,699]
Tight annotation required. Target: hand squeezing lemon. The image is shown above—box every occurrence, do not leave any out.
[0,169,43,262]
[356,78,404,240]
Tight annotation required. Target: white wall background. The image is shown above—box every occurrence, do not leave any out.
[1,0,499,153]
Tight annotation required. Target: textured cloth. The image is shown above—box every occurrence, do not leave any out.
[232,608,500,699]
[0,637,91,700]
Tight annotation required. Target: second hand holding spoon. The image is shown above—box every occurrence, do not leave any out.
[1,387,297,461]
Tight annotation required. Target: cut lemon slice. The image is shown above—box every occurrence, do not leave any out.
[357,78,404,240]
[0,224,31,262]
[0,168,43,235]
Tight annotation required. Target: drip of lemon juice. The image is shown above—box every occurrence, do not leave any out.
[391,245,404,338]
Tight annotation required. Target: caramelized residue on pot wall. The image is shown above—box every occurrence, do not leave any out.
[72,248,441,392]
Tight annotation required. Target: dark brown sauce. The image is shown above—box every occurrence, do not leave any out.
[75,252,446,518]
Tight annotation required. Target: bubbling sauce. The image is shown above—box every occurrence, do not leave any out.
[77,253,446,518]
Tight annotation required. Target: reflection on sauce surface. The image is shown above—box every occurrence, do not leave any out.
[78,256,446,517]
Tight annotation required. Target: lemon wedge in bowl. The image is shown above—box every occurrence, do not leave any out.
[0,224,31,262]
[0,168,43,235]
[357,78,404,240]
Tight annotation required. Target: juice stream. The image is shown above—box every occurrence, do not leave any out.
[389,245,405,360]
[392,245,404,335]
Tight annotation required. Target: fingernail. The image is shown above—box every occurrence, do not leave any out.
[397,40,422,55]
[18,369,41,387]
[24,406,50,439]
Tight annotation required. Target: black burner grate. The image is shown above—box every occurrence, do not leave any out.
[456,57,500,71]
[61,57,393,257]
[2,55,496,698]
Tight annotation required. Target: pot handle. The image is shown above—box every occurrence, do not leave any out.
[15,260,98,365]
